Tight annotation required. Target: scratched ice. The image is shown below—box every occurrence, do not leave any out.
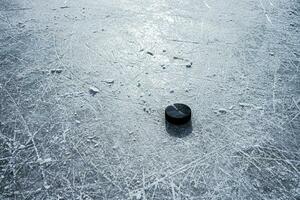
[0,0,299,199]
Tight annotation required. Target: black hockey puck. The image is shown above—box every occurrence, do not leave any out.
[165,104,191,125]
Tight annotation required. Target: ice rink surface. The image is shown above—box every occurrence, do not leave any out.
[0,0,299,199]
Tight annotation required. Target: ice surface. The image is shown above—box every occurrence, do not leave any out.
[0,0,299,199]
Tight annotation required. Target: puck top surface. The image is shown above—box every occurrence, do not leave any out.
[165,103,191,124]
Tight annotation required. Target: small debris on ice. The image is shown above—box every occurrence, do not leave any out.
[239,103,252,108]
[218,108,227,114]
[17,22,25,28]
[146,51,154,56]
[50,69,63,74]
[162,50,166,52]
[89,86,100,95]
[186,62,193,68]
[137,83,141,87]
[174,56,189,62]
[170,90,174,93]
[269,52,275,56]
[128,131,134,135]
[87,136,96,140]
[173,56,184,60]
[60,6,70,9]
[103,79,114,84]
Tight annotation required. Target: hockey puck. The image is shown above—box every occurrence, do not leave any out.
[165,104,191,125]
